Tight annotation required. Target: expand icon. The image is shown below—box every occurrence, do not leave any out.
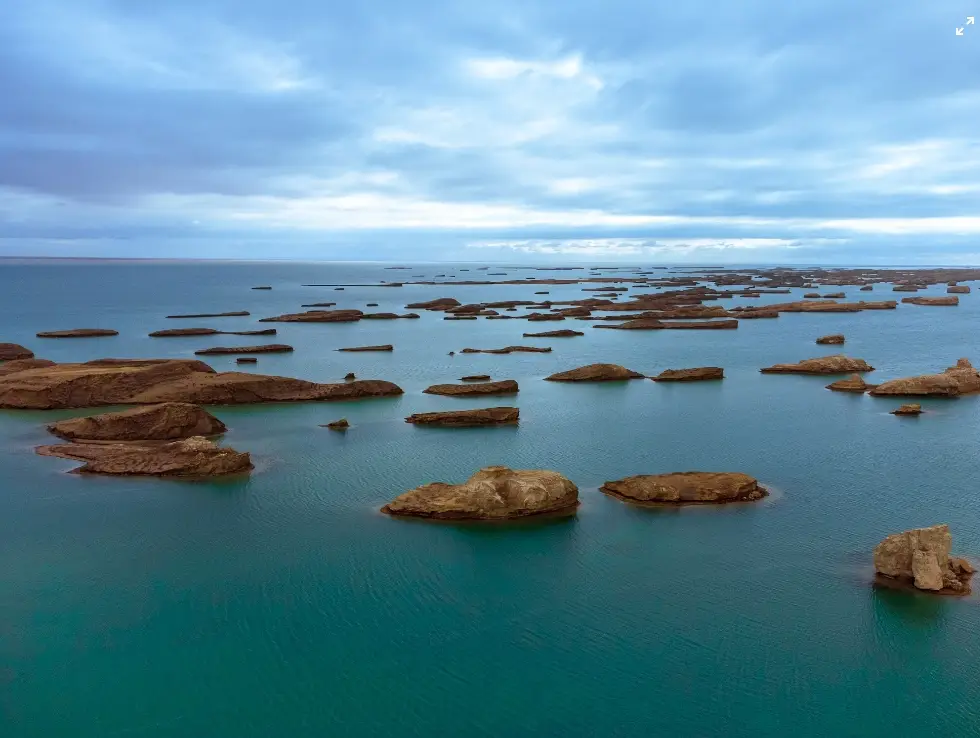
[955,16,975,34]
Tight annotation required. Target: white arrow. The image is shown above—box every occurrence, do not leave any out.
[956,27,964,35]
[968,16,975,24]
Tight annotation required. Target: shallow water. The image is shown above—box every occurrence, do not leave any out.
[2,260,980,737]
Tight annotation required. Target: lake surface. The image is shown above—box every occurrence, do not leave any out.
[2,260,979,737]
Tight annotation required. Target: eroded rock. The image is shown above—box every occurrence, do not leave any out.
[405,407,519,426]
[652,367,724,382]
[873,524,973,594]
[601,472,767,505]
[869,358,980,397]
[0,343,33,360]
[423,380,519,396]
[545,364,644,382]
[761,355,874,374]
[47,402,226,441]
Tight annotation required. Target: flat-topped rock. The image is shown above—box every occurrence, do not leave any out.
[869,358,980,397]
[166,311,249,319]
[405,297,460,310]
[149,328,277,337]
[301,302,336,308]
[460,375,491,381]
[601,472,767,505]
[236,358,257,364]
[947,285,971,294]
[337,345,393,352]
[826,374,877,393]
[0,358,56,376]
[874,524,973,594]
[460,346,551,354]
[259,309,364,323]
[37,436,252,477]
[362,312,420,319]
[423,380,519,396]
[36,329,118,338]
[381,466,578,520]
[131,374,404,406]
[523,330,584,337]
[195,344,293,355]
[891,403,923,415]
[652,367,724,382]
[405,407,519,426]
[47,402,227,441]
[816,334,845,345]
[545,364,644,382]
[901,296,959,306]
[252,286,271,290]
[761,355,874,374]
[0,342,33,360]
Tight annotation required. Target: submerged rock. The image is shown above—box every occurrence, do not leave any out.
[236,358,257,364]
[423,380,519,396]
[337,345,394,352]
[0,342,34,360]
[195,344,293,355]
[826,374,876,393]
[523,330,584,337]
[652,367,724,382]
[459,346,552,354]
[47,402,226,442]
[149,328,277,337]
[869,358,980,397]
[36,329,118,338]
[382,466,578,520]
[405,407,519,426]
[545,364,645,382]
[600,472,767,505]
[873,524,973,594]
[323,418,350,430]
[36,436,252,477]
[816,334,845,345]
[891,403,923,415]
[761,355,874,374]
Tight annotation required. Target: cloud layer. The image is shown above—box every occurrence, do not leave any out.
[3,0,979,262]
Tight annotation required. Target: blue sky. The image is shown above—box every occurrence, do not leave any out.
[2,0,980,263]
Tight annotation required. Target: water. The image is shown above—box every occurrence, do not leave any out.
[2,260,980,737]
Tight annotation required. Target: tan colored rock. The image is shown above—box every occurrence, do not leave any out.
[0,358,56,376]
[0,343,34,360]
[149,328,276,337]
[460,346,551,354]
[600,472,767,505]
[652,367,724,382]
[381,466,578,520]
[259,309,363,323]
[891,403,922,415]
[405,407,519,426]
[948,285,970,294]
[901,296,959,306]
[36,436,252,477]
[873,524,973,594]
[761,355,874,374]
[870,358,980,397]
[423,380,519,396]
[47,402,226,441]
[337,345,393,352]
[195,344,293,355]
[826,374,876,393]
[405,297,460,310]
[545,364,644,382]
[36,329,118,338]
[816,334,845,345]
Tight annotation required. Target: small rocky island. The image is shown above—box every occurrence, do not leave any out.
[381,466,579,520]
[761,355,874,374]
[873,524,974,594]
[826,374,877,393]
[37,436,252,477]
[405,407,518,426]
[652,367,723,382]
[869,358,980,397]
[816,334,845,345]
[0,342,34,360]
[600,472,767,505]
[544,364,644,382]
[891,403,923,415]
[47,402,227,441]
[423,380,519,396]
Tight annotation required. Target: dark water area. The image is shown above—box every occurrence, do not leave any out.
[2,260,979,737]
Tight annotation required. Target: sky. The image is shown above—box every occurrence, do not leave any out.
[2,0,980,264]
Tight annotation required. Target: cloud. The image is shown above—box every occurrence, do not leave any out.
[2,0,980,261]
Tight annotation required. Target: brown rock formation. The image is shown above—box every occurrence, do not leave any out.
[948,285,971,294]
[804,293,821,298]
[252,286,271,290]
[816,334,845,345]
[301,302,336,308]
[461,375,491,381]
[362,312,420,319]
[236,358,257,364]
[761,355,874,374]
[0,343,34,360]
[405,407,519,426]
[823,292,845,299]
[323,418,350,430]
[737,311,779,319]
[337,345,393,352]
[545,364,644,382]
[869,358,980,397]
[149,328,277,337]
[259,309,363,323]
[405,297,460,310]
[37,436,252,477]
[195,344,293,355]
[0,358,56,376]
[423,380,519,396]
[381,466,578,520]
[459,346,552,354]
[47,402,227,441]
[860,285,874,291]
[36,329,119,338]
[166,311,250,318]
[901,296,959,306]
[825,374,876,393]
[891,403,923,415]
[600,472,767,506]
[523,330,584,337]
[652,367,724,382]
[344,372,356,380]
[873,524,973,594]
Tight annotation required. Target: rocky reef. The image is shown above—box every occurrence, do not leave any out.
[652,367,724,382]
[195,344,293,355]
[873,524,974,594]
[47,402,227,441]
[545,364,644,382]
[405,407,519,426]
[600,472,767,505]
[423,380,519,396]
[761,355,874,374]
[37,436,252,477]
[869,358,980,397]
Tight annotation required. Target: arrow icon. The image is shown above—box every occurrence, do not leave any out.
[968,16,975,24]
[956,27,964,35]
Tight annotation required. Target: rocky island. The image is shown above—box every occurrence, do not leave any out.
[423,380,519,396]
[652,367,724,382]
[761,355,874,374]
[600,472,767,506]
[405,407,519,426]
[545,364,645,382]
[873,524,974,594]
[47,402,227,441]
[869,358,980,397]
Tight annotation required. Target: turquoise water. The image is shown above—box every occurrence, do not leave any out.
[2,260,980,737]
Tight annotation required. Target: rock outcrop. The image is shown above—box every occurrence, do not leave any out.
[459,346,551,354]
[523,330,584,337]
[323,418,350,430]
[869,358,980,397]
[259,309,363,323]
[826,374,877,393]
[166,311,250,319]
[47,402,227,441]
[901,296,959,306]
[149,328,277,337]
[761,355,874,374]
[37,436,252,477]
[423,380,519,396]
[236,358,257,364]
[0,358,56,376]
[0,343,33,360]
[36,329,119,338]
[600,472,767,505]
[405,407,519,426]
[545,364,645,382]
[891,403,923,415]
[816,334,845,345]
[873,524,974,594]
[405,297,460,310]
[948,285,971,294]
[337,345,394,352]
[381,466,578,520]
[460,375,491,381]
[652,367,724,382]
[195,344,294,355]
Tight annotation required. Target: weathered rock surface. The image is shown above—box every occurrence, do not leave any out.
[131,374,404,406]
[405,407,519,426]
[0,358,56,376]
[362,312,420,319]
[47,402,227,441]
[460,346,552,354]
[381,466,578,520]
[869,358,980,397]
[523,330,584,337]
[405,297,460,310]
[826,374,877,393]
[37,436,252,477]
[601,472,767,505]
[423,380,519,396]
[873,524,973,594]
[323,418,350,430]
[259,309,364,323]
[36,329,119,338]
[337,345,393,352]
[545,364,644,382]
[0,343,33,360]
[652,367,724,382]
[948,285,971,294]
[891,403,923,415]
[149,328,277,337]
[166,311,249,319]
[901,296,959,306]
[195,344,293,355]
[761,355,874,374]
[816,334,845,345]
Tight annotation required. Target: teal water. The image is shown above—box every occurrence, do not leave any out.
[2,260,980,737]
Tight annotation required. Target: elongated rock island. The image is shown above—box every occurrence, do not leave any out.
[761,355,874,374]
[545,364,644,382]
[423,380,519,396]
[652,367,724,382]
[600,472,767,505]
[195,344,294,355]
[405,407,518,426]
[36,329,119,338]
[47,402,227,441]
[869,358,980,397]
